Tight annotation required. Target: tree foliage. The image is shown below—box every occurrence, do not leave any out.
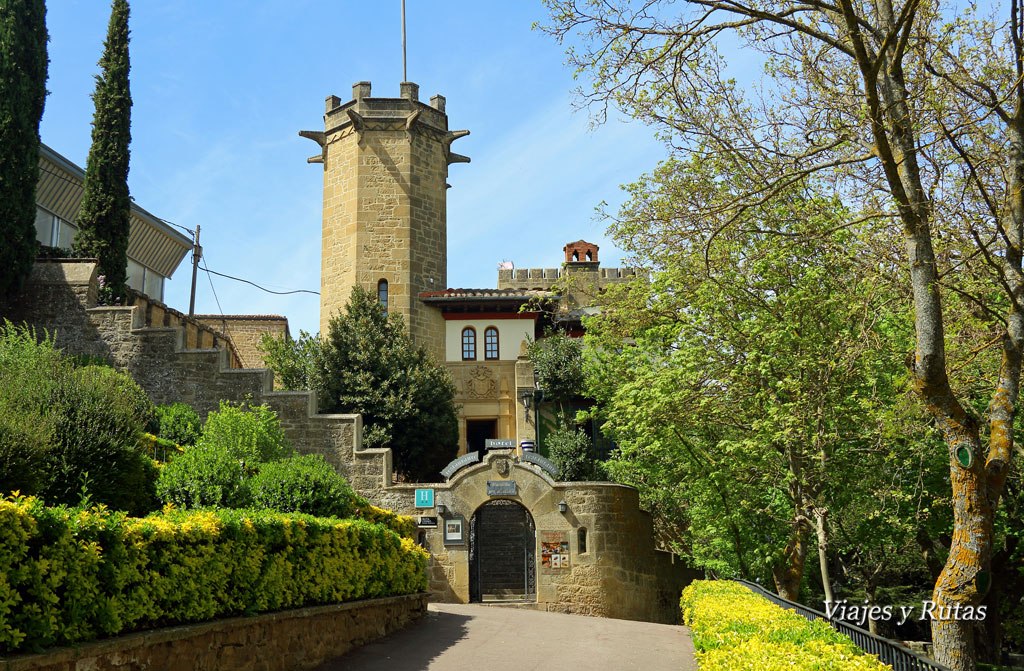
[260,287,459,482]
[0,0,47,296]
[541,1,1023,665]
[72,0,131,298]
[527,328,585,406]
[258,329,320,391]
[314,286,459,482]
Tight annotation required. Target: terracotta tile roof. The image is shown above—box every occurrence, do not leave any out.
[192,314,289,321]
[418,288,555,300]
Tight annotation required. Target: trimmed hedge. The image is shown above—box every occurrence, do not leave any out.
[681,581,890,670]
[356,502,418,540]
[0,495,428,654]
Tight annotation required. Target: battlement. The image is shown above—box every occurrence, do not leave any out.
[322,80,450,135]
[497,266,641,291]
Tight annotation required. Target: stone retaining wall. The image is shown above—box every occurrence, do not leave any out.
[0,594,427,671]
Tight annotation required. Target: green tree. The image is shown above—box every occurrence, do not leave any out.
[541,2,1022,665]
[313,286,458,482]
[586,159,904,602]
[528,329,585,412]
[257,329,321,391]
[72,0,131,298]
[0,0,47,296]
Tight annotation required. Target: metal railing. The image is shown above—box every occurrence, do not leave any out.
[734,580,952,671]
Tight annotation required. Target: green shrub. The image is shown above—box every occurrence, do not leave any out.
[681,580,890,670]
[0,324,156,515]
[155,439,249,509]
[199,400,290,465]
[0,400,52,495]
[156,401,292,510]
[41,365,157,516]
[249,454,359,518]
[149,402,201,446]
[547,418,598,481]
[0,494,429,654]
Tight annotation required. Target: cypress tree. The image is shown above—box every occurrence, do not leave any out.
[73,0,131,299]
[0,0,48,296]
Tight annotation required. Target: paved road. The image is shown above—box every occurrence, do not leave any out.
[316,603,698,671]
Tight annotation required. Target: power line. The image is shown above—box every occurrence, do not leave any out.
[200,257,224,316]
[201,267,320,296]
[157,217,194,236]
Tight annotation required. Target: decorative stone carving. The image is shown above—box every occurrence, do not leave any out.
[465,365,498,399]
[495,458,510,476]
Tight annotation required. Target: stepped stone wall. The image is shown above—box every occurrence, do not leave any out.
[0,260,393,498]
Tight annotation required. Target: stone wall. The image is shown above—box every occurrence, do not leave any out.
[0,261,394,499]
[376,451,700,624]
[195,314,289,370]
[2,594,427,671]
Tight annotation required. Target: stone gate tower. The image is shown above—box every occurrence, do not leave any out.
[301,81,469,359]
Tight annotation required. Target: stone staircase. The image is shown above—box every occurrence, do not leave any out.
[0,260,394,498]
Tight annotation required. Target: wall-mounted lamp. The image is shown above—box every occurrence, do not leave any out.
[558,500,568,514]
[519,390,534,421]
[436,504,447,516]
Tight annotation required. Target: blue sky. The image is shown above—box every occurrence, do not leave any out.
[39,1,668,336]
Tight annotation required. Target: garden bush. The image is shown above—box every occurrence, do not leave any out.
[198,400,290,465]
[0,494,429,654]
[156,401,291,509]
[149,402,201,447]
[681,580,890,670]
[248,454,360,519]
[0,323,157,515]
[42,365,157,516]
[155,437,249,509]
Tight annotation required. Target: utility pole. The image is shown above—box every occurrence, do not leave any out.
[188,224,201,316]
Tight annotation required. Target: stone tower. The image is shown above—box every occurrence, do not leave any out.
[301,81,468,359]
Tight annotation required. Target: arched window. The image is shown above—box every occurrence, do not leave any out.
[572,251,580,261]
[578,527,588,554]
[484,327,499,360]
[585,250,593,261]
[377,279,388,313]
[462,327,476,360]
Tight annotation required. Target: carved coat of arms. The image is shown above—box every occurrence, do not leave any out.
[465,366,498,399]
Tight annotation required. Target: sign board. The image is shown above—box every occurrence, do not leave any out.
[418,516,438,528]
[485,438,516,450]
[486,480,518,496]
[414,488,434,508]
[540,531,570,571]
[440,451,481,479]
[443,515,465,545]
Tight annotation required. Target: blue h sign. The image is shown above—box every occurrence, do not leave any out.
[414,488,434,508]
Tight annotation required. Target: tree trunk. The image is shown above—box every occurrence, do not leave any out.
[929,436,1001,671]
[813,507,834,608]
[772,516,811,601]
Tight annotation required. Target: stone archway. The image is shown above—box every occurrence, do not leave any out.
[469,499,536,602]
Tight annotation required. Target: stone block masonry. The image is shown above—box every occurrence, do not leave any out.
[313,81,462,360]
[194,314,289,371]
[1,594,427,671]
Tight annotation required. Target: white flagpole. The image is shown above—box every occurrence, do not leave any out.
[401,0,407,82]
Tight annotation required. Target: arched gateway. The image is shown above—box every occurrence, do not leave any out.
[373,448,697,623]
[469,500,536,602]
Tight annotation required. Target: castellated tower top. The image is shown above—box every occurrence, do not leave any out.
[301,80,470,358]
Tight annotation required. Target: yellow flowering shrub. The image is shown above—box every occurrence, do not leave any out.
[0,495,428,654]
[681,581,892,671]
[355,502,418,540]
